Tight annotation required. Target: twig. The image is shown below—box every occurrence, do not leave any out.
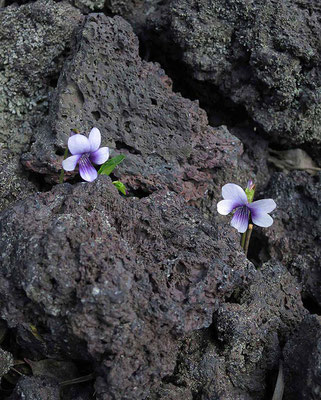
[59,373,95,387]
[272,360,284,400]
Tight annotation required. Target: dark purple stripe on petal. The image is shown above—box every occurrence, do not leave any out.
[79,154,98,182]
[231,206,249,233]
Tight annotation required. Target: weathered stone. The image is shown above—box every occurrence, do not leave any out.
[283,314,321,400]
[0,0,83,211]
[0,347,14,379]
[0,0,83,153]
[0,176,254,399]
[140,0,321,148]
[153,261,306,399]
[22,14,243,212]
[8,376,60,400]
[263,171,321,309]
[0,147,36,212]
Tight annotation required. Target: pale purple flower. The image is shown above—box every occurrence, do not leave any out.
[217,183,276,233]
[62,127,109,182]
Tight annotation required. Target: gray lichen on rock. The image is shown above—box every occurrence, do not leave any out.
[139,0,321,147]
[0,0,82,153]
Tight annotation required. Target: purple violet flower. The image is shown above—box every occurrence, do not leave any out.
[217,183,276,233]
[62,127,109,182]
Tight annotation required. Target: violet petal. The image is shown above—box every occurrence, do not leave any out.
[62,154,81,171]
[251,211,273,228]
[68,134,91,155]
[217,199,239,215]
[78,155,98,182]
[231,206,249,233]
[222,183,248,206]
[89,127,101,152]
[249,199,276,213]
[90,147,110,165]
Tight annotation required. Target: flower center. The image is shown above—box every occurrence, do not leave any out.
[237,205,250,217]
[79,153,90,167]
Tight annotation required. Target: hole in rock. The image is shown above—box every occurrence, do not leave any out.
[55,148,65,156]
[0,318,97,398]
[263,363,281,400]
[4,0,32,5]
[246,230,271,266]
[115,140,141,155]
[26,170,54,192]
[138,31,252,129]
[128,186,153,199]
[302,294,321,315]
[91,110,101,121]
[224,287,244,304]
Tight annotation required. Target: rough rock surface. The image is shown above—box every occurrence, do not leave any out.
[0,176,255,399]
[141,0,321,147]
[22,13,244,211]
[283,314,321,400]
[0,348,14,380]
[0,0,83,210]
[152,261,306,399]
[262,171,321,309]
[8,376,60,400]
[0,147,36,212]
[0,0,82,153]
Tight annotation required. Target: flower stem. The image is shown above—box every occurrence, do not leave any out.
[241,231,247,249]
[244,224,253,257]
[59,147,69,184]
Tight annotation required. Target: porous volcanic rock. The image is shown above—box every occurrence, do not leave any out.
[0,348,14,382]
[0,0,83,153]
[262,171,321,309]
[283,314,321,400]
[8,376,60,400]
[142,0,321,148]
[0,0,83,209]
[0,176,255,399]
[0,147,36,212]
[22,13,244,210]
[152,261,306,399]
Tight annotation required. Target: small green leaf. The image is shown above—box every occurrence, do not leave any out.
[245,187,255,203]
[112,181,127,195]
[98,155,125,176]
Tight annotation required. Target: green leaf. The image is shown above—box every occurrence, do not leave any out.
[245,187,255,203]
[98,155,125,176]
[112,181,127,195]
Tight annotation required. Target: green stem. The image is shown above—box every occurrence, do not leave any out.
[59,147,69,184]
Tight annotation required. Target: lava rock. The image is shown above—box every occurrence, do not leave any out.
[23,13,243,210]
[0,176,255,399]
[0,348,14,381]
[0,147,36,212]
[142,0,321,148]
[263,171,321,309]
[283,314,321,400]
[153,261,306,399]
[0,0,83,210]
[0,0,83,153]
[8,376,60,400]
